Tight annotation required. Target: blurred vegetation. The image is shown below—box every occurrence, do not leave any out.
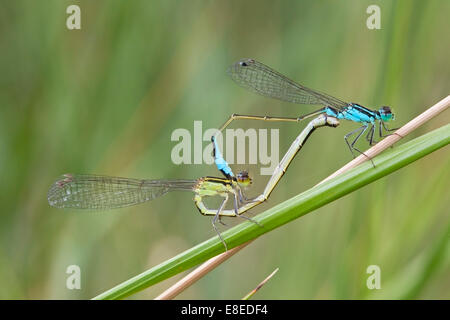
[0,0,448,299]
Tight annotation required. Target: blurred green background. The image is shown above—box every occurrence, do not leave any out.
[0,0,449,299]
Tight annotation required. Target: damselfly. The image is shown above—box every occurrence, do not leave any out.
[48,173,252,249]
[48,115,339,250]
[219,58,397,160]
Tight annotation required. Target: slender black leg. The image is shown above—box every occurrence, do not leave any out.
[237,188,252,204]
[382,121,399,132]
[212,196,229,250]
[350,125,368,154]
[218,217,227,226]
[366,123,376,146]
[379,121,403,147]
[234,193,239,213]
[380,121,401,138]
[237,188,265,207]
[230,192,262,226]
[344,126,366,158]
[379,120,384,138]
[217,194,237,226]
[347,125,376,167]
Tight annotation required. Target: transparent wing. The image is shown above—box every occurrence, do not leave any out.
[227,58,349,110]
[47,174,196,210]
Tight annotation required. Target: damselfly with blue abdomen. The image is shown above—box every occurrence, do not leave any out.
[218,58,397,161]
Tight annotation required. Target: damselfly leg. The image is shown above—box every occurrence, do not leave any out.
[212,194,230,250]
[379,121,401,138]
[366,123,376,146]
[344,124,375,167]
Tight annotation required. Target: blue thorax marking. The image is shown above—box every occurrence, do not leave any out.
[212,136,234,178]
[324,107,339,118]
[325,104,377,124]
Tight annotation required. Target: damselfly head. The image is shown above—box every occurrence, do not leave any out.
[379,106,394,121]
[236,170,252,186]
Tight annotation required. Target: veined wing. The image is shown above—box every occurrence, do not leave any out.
[47,174,196,210]
[227,58,349,110]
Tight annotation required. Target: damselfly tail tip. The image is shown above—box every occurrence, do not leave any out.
[322,115,340,128]
[328,117,340,128]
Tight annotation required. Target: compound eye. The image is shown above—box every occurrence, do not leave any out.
[381,106,392,114]
[237,171,248,180]
[236,171,252,184]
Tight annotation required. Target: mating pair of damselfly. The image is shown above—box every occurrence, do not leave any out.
[48,115,339,249]
[48,58,396,250]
